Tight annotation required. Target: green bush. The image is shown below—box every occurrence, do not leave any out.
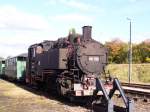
[145,57,150,63]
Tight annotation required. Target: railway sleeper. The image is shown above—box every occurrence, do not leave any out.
[92,78,134,112]
[125,91,150,102]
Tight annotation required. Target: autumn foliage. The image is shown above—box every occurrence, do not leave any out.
[105,38,150,63]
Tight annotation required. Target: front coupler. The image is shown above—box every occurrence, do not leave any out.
[92,78,134,112]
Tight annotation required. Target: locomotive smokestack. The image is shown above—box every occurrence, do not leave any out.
[82,26,92,40]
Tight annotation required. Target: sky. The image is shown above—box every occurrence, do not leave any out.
[0,0,150,58]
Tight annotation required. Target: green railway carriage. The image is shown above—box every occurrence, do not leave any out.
[0,60,5,77]
[5,54,27,81]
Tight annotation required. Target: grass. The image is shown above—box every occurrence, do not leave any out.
[106,64,150,84]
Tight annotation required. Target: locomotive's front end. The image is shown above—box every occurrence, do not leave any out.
[71,26,109,96]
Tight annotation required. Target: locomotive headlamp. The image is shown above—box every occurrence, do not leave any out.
[88,56,100,62]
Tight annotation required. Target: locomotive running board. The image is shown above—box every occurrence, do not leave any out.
[92,78,134,112]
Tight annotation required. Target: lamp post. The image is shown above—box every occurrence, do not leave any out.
[127,18,132,83]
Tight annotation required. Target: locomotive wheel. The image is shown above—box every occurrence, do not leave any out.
[45,76,58,95]
[36,81,44,91]
[69,96,75,102]
[56,83,62,96]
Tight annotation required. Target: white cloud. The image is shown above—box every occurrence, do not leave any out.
[0,5,58,58]
[0,5,49,30]
[0,30,58,58]
[129,0,137,3]
[49,13,93,23]
[48,0,100,12]
[0,5,56,58]
[95,31,150,44]
[60,0,93,11]
[133,32,150,43]
[0,45,27,58]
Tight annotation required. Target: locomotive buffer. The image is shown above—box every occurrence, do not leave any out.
[92,78,134,112]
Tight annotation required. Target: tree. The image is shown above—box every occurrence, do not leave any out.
[105,38,150,64]
[132,39,150,63]
[105,38,128,63]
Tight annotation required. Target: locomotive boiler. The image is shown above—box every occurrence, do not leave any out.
[26,26,108,97]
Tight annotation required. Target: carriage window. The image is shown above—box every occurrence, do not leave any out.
[88,56,99,62]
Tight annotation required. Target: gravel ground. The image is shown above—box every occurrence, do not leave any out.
[112,96,150,112]
[0,79,88,112]
[0,78,149,112]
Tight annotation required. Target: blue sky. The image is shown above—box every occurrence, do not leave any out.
[0,0,150,57]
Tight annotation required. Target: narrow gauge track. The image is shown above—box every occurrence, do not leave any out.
[121,83,150,102]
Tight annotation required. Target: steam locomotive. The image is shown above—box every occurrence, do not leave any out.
[26,26,108,98]
[1,26,133,112]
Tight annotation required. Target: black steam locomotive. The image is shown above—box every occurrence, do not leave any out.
[1,26,133,112]
[26,26,133,112]
[26,26,109,97]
